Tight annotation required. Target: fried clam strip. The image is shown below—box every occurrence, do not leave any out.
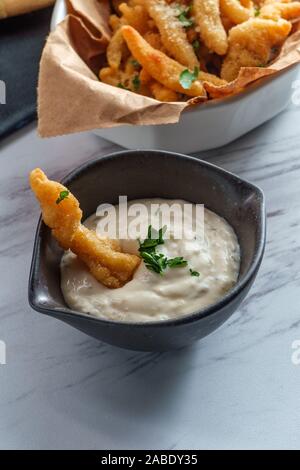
[199,71,227,87]
[30,169,141,289]
[220,0,254,24]
[107,1,150,70]
[121,25,206,97]
[221,18,291,81]
[260,1,300,21]
[107,28,127,70]
[263,0,293,5]
[193,0,228,55]
[241,0,253,6]
[119,2,149,34]
[149,81,179,101]
[145,0,199,68]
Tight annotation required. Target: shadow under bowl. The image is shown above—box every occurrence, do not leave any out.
[29,150,266,351]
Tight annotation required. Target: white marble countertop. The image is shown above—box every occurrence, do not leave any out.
[1,106,300,450]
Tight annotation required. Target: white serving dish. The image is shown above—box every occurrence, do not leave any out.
[51,0,299,153]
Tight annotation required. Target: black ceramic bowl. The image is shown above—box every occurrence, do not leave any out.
[29,150,266,351]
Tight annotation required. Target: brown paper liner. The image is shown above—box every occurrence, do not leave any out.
[38,0,300,138]
[66,0,111,40]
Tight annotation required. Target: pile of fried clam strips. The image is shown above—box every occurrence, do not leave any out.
[100,0,300,101]
[37,0,300,136]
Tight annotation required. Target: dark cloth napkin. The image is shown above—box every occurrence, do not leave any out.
[0,6,53,140]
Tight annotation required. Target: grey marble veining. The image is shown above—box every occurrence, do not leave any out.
[0,106,300,449]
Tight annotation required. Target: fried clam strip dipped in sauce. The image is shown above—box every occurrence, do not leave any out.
[221,17,291,81]
[145,0,199,69]
[193,0,228,55]
[121,25,223,97]
[30,169,141,289]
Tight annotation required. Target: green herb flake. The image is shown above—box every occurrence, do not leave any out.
[117,83,129,90]
[132,75,141,91]
[190,269,200,277]
[179,66,199,90]
[139,226,189,275]
[175,5,194,28]
[139,225,166,253]
[56,190,69,205]
[178,12,194,28]
[131,59,140,69]
[141,251,168,275]
[254,7,260,17]
[192,39,200,52]
[167,257,188,268]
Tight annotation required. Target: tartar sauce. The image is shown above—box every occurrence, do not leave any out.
[61,199,240,322]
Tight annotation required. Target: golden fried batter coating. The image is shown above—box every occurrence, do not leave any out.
[193,0,228,55]
[30,169,141,289]
[260,1,300,21]
[149,81,179,101]
[107,28,127,70]
[30,168,82,250]
[145,0,199,68]
[220,0,254,24]
[121,25,206,97]
[221,18,291,81]
[119,2,150,34]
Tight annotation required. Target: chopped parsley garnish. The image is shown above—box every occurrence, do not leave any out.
[190,269,200,277]
[131,59,141,69]
[254,7,260,17]
[175,5,194,28]
[167,257,188,268]
[179,66,199,89]
[139,225,166,251]
[132,75,141,91]
[140,251,168,274]
[192,39,200,52]
[117,83,129,90]
[178,12,194,28]
[139,226,191,275]
[56,190,69,205]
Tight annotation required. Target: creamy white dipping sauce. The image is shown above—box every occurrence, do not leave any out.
[61,199,240,322]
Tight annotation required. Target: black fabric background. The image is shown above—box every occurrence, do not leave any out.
[0,7,53,140]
